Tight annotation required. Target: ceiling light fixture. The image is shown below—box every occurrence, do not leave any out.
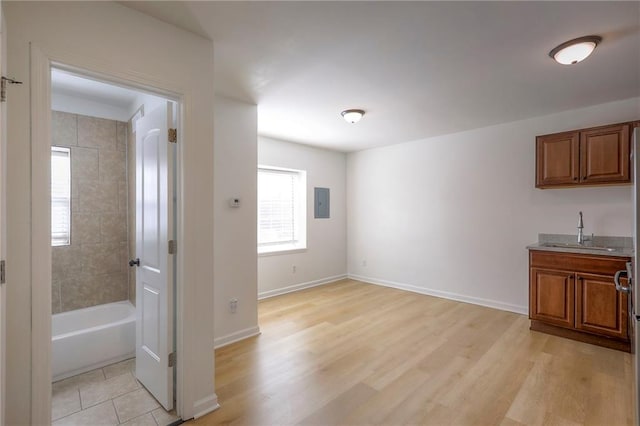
[341,109,365,124]
[549,35,602,65]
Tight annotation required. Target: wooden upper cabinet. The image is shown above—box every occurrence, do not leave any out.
[535,122,633,188]
[536,132,579,187]
[580,124,630,184]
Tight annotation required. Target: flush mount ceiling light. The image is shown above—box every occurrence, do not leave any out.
[341,109,365,124]
[549,35,602,65]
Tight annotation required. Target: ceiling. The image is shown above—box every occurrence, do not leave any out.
[52,69,140,110]
[122,1,640,152]
[51,68,170,123]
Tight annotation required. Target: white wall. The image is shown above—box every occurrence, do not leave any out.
[258,137,347,297]
[213,96,259,347]
[5,2,216,423]
[348,97,640,314]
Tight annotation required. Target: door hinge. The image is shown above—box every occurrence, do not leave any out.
[0,260,5,284]
[168,352,176,367]
[168,128,177,143]
[168,240,177,255]
[1,77,23,103]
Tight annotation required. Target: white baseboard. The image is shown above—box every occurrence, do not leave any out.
[258,274,348,300]
[214,326,261,349]
[192,394,220,419]
[348,274,528,315]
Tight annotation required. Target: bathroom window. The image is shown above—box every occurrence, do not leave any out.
[51,146,71,246]
[258,166,307,254]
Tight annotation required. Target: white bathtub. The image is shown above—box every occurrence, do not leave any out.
[52,301,135,381]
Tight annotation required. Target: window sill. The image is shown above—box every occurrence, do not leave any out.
[258,246,307,257]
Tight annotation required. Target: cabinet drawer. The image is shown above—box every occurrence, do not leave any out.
[530,250,628,276]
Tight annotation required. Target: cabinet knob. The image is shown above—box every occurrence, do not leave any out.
[573,177,578,181]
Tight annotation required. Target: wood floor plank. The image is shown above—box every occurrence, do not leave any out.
[189,279,634,425]
[297,383,378,425]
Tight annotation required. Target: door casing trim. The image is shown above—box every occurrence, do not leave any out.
[30,43,192,424]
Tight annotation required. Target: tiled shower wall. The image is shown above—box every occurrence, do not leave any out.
[51,111,130,313]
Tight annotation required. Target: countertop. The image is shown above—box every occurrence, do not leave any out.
[526,233,633,258]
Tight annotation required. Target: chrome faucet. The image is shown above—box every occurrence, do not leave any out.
[577,211,584,244]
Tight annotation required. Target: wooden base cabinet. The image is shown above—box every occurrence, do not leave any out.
[529,250,630,351]
[530,268,574,328]
[576,273,628,340]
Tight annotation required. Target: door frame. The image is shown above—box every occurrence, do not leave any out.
[0,2,6,425]
[30,44,187,424]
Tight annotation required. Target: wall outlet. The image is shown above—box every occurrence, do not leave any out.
[229,298,238,313]
[362,260,367,267]
[292,265,297,273]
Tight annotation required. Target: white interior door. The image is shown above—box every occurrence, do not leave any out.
[135,102,174,411]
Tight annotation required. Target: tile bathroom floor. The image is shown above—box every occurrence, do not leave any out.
[52,358,180,426]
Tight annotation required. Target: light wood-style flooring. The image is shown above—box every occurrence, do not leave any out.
[190,279,634,425]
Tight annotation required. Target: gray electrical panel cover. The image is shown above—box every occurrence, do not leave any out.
[314,187,330,218]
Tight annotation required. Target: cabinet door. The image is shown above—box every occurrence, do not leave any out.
[536,132,579,187]
[530,268,575,328]
[580,124,630,184]
[576,273,628,339]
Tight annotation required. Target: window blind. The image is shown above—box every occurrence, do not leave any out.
[51,147,71,246]
[258,168,299,246]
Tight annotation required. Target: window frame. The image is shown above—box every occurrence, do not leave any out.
[51,146,72,247]
[257,165,307,255]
